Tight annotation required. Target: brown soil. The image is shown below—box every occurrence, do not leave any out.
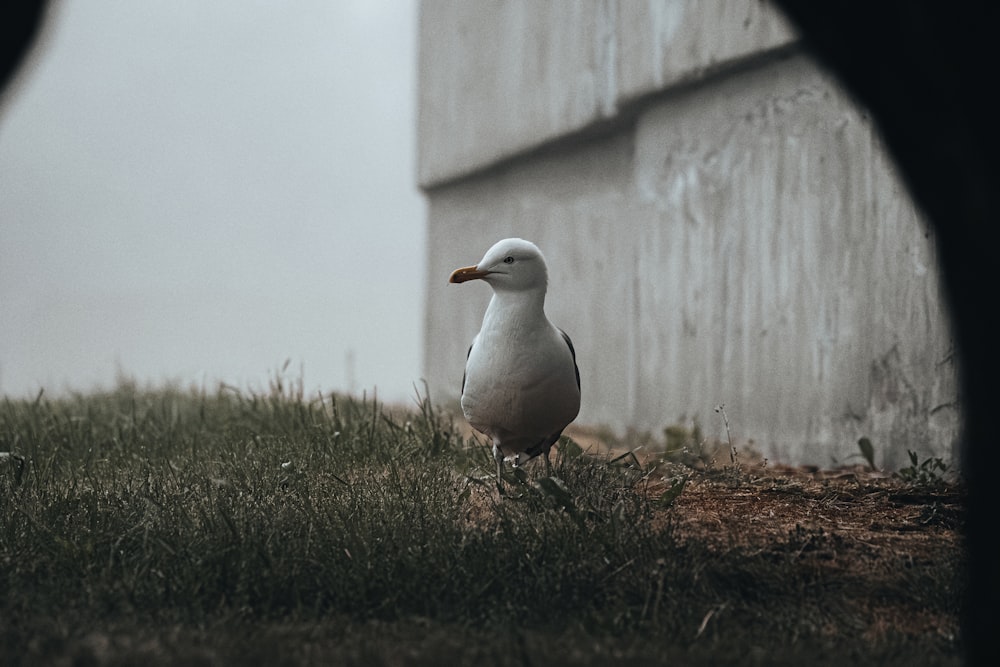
[648,462,963,643]
[456,419,965,645]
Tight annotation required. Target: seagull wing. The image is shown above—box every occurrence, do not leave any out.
[559,328,581,391]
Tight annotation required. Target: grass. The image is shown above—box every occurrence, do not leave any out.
[0,381,964,666]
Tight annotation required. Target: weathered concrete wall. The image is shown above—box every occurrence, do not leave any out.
[419,1,959,469]
[418,0,795,188]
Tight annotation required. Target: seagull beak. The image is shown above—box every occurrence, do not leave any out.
[449,265,492,283]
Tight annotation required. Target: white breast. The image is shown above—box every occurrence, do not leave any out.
[461,317,580,456]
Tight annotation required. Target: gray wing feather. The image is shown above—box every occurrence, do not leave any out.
[558,329,581,390]
[460,343,473,395]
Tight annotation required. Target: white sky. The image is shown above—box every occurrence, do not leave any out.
[0,0,425,402]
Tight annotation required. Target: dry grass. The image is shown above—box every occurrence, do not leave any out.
[0,384,965,666]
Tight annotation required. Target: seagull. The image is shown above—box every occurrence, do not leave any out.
[448,238,581,491]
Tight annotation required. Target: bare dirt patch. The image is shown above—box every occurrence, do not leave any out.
[558,421,965,646]
[645,461,965,643]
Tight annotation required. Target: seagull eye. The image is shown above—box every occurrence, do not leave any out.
[503,256,514,264]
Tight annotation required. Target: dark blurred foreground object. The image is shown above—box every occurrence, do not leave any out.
[1,2,48,94]
[773,1,999,664]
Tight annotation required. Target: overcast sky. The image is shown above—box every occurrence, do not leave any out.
[0,1,424,402]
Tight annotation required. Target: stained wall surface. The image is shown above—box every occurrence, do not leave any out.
[419,1,958,469]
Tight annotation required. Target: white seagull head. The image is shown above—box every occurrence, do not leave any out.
[448,237,548,293]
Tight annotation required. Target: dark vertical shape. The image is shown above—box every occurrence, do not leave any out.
[771,2,999,663]
[0,2,48,95]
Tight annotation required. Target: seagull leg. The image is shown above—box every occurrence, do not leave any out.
[492,443,505,495]
[543,448,553,477]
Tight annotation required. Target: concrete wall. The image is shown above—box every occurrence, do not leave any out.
[419,0,959,470]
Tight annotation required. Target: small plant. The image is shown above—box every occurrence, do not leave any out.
[857,437,877,470]
[715,404,742,485]
[663,422,703,459]
[895,450,949,486]
[654,475,688,508]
